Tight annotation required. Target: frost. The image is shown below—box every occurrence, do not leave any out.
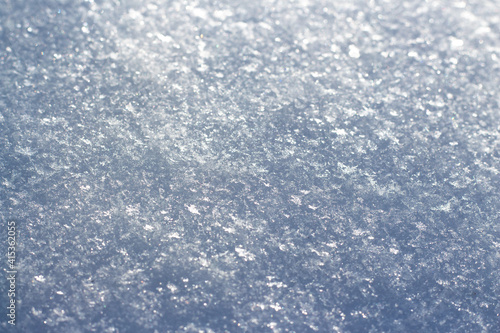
[235,247,255,261]
[34,275,46,283]
[125,205,140,216]
[3,0,499,332]
[186,204,200,215]
[168,232,181,239]
[348,45,360,58]
[166,283,178,293]
[432,202,452,212]
[143,224,154,231]
[290,195,302,205]
[389,248,399,255]
[449,37,464,50]
[15,146,37,156]
[338,162,357,175]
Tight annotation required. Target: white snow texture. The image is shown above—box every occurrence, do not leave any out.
[1,0,499,332]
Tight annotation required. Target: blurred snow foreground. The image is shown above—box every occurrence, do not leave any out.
[1,0,499,332]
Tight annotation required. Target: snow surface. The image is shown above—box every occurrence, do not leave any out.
[1,0,500,332]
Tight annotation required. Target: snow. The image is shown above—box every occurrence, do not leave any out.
[1,0,500,332]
